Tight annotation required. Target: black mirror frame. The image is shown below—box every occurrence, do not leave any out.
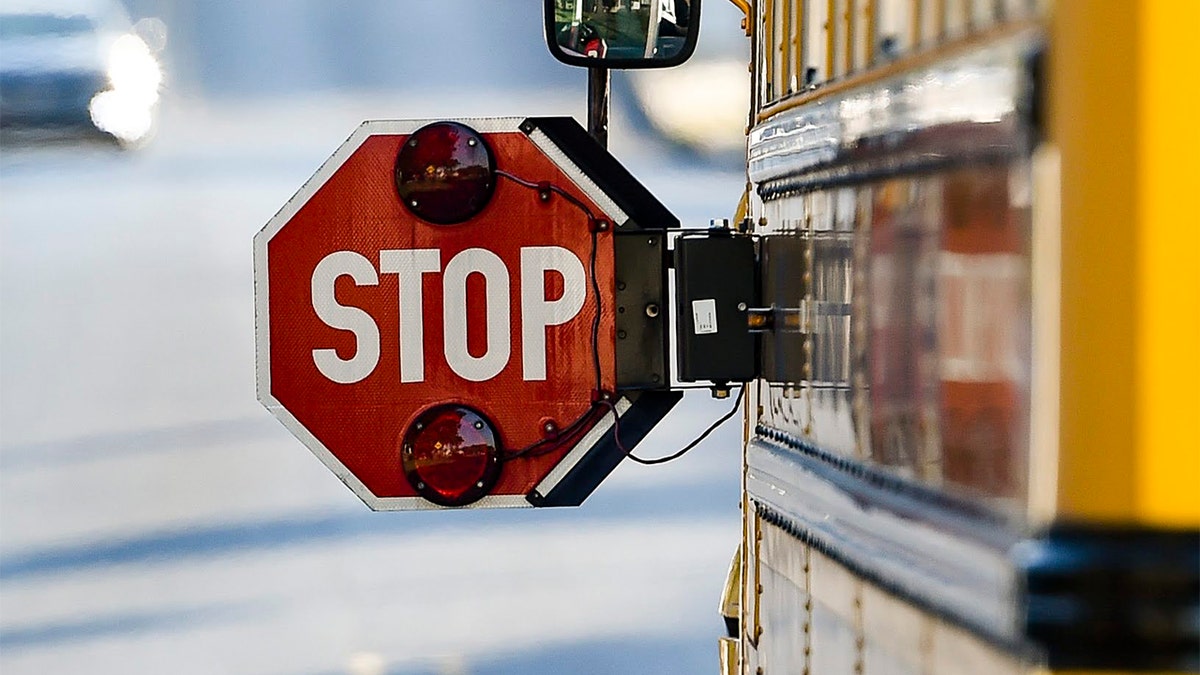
[543,0,702,69]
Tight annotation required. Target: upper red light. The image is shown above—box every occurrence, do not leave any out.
[401,404,502,506]
[394,121,496,225]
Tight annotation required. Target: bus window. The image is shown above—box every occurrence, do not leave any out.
[874,0,912,61]
[773,0,788,97]
[804,0,828,86]
[945,0,969,39]
[851,0,872,71]
[918,0,942,47]
[759,0,774,102]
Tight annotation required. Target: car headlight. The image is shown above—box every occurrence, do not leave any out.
[106,34,161,104]
[89,33,162,144]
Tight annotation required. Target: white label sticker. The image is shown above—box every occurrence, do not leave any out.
[692,298,718,335]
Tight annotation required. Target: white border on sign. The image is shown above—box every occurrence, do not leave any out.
[533,396,631,498]
[253,117,630,511]
[525,127,628,226]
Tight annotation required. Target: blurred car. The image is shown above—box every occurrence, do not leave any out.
[0,0,163,146]
[621,0,748,162]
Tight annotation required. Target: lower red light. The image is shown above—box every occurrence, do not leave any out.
[401,404,502,507]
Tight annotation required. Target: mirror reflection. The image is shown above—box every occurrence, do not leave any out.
[553,0,692,61]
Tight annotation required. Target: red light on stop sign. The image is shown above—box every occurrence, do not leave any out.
[402,404,502,507]
[394,121,496,225]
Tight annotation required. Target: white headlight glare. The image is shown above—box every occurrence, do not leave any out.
[107,34,162,105]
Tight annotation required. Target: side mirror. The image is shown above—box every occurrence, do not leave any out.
[545,0,700,69]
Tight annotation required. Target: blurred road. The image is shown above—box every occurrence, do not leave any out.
[0,85,746,674]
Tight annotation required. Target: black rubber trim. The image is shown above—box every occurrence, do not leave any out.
[1021,525,1200,671]
[757,147,1023,200]
[527,390,682,507]
[519,117,679,231]
[751,426,1200,671]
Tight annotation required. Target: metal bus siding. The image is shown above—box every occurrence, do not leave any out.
[730,1,1199,674]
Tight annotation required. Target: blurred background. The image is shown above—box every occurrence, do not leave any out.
[0,0,750,673]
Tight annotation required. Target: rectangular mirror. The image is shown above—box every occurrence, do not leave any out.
[545,0,701,69]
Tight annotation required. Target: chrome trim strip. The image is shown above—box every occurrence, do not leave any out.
[746,434,1025,644]
[747,30,1043,195]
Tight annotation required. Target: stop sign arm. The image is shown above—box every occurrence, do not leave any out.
[528,390,683,507]
[488,121,684,506]
[519,117,675,391]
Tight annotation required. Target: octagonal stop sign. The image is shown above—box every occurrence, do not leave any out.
[254,117,680,510]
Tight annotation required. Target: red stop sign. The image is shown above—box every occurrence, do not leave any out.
[255,117,678,510]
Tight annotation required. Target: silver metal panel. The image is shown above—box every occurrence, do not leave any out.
[746,436,1022,644]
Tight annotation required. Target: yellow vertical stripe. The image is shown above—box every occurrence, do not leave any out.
[1053,0,1200,526]
[1137,0,1200,526]
[865,0,876,65]
[1051,0,1139,520]
[783,0,793,93]
[827,0,836,79]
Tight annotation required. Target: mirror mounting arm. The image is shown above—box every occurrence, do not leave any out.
[587,67,610,149]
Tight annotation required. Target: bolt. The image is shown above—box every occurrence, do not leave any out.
[618,306,625,314]
[410,200,419,208]
[416,482,426,490]
[473,420,484,430]
[737,302,747,311]
[617,329,627,339]
[651,373,660,383]
[539,190,551,202]
[648,237,656,246]
[616,281,626,291]
[644,303,660,318]
[408,138,418,147]
[543,421,556,433]
[467,138,477,147]
[476,481,485,488]
[415,422,424,430]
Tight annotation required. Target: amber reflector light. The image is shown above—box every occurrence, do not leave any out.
[394,121,496,225]
[402,404,502,506]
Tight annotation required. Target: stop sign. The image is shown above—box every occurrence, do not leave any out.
[255,117,680,510]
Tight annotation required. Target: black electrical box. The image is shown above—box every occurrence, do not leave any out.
[674,233,758,383]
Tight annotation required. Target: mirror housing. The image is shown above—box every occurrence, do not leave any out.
[544,0,701,69]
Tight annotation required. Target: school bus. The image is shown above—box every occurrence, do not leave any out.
[546,1,1199,673]
[537,0,1200,667]
[722,1,1199,673]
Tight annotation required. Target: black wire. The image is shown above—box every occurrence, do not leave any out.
[494,169,606,460]
[504,405,599,460]
[589,229,602,393]
[600,386,744,466]
[496,170,598,221]
[495,169,748,467]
